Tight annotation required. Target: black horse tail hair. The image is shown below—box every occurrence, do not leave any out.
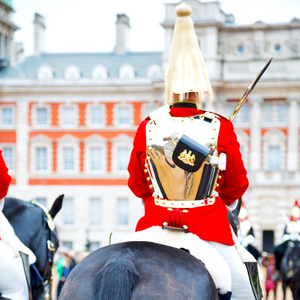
[96,248,140,300]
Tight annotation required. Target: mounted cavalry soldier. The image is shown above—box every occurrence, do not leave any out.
[274,199,300,273]
[127,2,262,300]
[0,149,36,300]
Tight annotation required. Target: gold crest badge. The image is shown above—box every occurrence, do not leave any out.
[178,149,196,166]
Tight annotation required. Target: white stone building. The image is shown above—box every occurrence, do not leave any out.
[0,0,299,254]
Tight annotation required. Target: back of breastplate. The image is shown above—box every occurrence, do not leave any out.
[146,106,221,201]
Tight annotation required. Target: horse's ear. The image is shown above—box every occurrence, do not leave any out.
[49,194,64,219]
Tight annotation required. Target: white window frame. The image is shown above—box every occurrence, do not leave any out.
[1,144,14,172]
[111,134,132,174]
[30,135,52,174]
[38,65,54,80]
[33,104,51,128]
[119,64,135,79]
[64,65,81,80]
[86,104,106,128]
[92,65,108,79]
[228,103,250,127]
[84,134,107,174]
[113,104,133,128]
[262,130,286,171]
[0,106,14,128]
[59,105,78,128]
[57,135,79,174]
[147,64,162,79]
[263,101,287,126]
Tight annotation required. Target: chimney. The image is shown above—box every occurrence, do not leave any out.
[114,14,130,55]
[34,13,46,56]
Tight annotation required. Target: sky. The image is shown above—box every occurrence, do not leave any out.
[12,0,300,56]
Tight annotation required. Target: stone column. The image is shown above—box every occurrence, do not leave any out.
[250,96,263,171]
[287,97,299,170]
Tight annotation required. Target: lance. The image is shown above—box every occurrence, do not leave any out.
[229,57,273,122]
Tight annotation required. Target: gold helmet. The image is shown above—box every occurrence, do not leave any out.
[165,2,213,105]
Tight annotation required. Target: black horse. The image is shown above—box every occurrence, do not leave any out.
[281,239,300,300]
[227,198,261,261]
[59,241,218,300]
[2,195,64,300]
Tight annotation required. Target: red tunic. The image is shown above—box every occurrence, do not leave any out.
[0,150,11,199]
[128,106,249,245]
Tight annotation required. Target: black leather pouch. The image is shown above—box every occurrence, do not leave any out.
[172,134,210,172]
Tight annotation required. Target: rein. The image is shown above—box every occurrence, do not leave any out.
[31,201,57,300]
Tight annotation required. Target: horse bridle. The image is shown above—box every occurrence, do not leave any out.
[32,201,58,300]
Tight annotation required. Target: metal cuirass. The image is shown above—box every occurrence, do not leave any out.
[145,105,226,207]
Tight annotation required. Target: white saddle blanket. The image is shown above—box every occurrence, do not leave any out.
[123,226,231,294]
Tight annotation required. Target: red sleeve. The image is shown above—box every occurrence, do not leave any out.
[216,119,249,205]
[0,150,11,199]
[127,119,152,201]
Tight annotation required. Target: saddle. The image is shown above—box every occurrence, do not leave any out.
[123,225,232,295]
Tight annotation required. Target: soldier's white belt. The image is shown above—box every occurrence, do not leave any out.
[154,192,217,208]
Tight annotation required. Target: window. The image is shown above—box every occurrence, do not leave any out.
[57,135,79,173]
[90,198,101,226]
[228,104,249,125]
[263,130,285,171]
[36,147,47,171]
[36,107,48,126]
[264,104,273,122]
[116,147,130,171]
[38,65,54,80]
[63,147,74,171]
[2,147,13,170]
[277,104,287,123]
[263,102,287,124]
[147,64,162,79]
[268,146,281,170]
[65,66,81,80]
[1,107,14,126]
[90,107,104,126]
[63,198,74,225]
[117,197,129,225]
[92,65,108,79]
[119,65,135,79]
[62,107,76,127]
[115,105,132,126]
[90,147,102,171]
[274,44,281,52]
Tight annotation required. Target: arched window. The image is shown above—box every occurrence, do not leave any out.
[119,64,135,79]
[92,65,108,79]
[38,65,54,80]
[65,65,81,79]
[147,64,162,79]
